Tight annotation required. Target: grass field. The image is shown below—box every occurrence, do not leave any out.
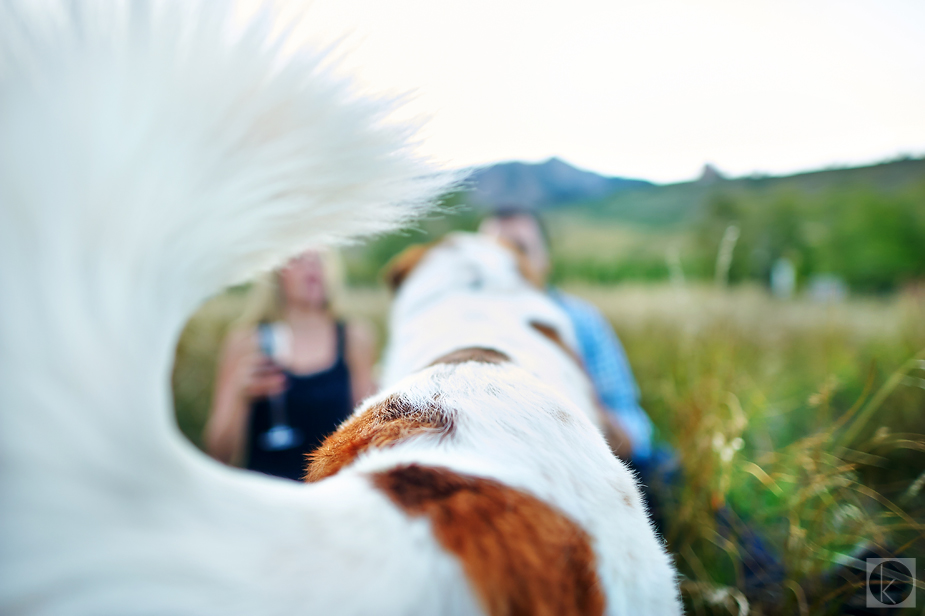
[172,282,925,614]
[573,283,925,614]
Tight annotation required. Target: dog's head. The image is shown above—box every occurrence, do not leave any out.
[379,232,593,416]
[382,232,577,357]
[384,233,544,295]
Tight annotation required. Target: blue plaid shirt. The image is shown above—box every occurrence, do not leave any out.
[551,289,654,461]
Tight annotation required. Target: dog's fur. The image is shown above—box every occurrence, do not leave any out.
[310,233,681,614]
[0,2,680,614]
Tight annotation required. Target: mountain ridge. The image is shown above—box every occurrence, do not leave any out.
[578,155,925,227]
[466,157,652,208]
[466,155,925,227]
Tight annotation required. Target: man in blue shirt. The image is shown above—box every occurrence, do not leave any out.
[481,210,786,590]
[548,288,654,461]
[479,208,655,464]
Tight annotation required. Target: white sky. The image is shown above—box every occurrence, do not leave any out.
[272,0,925,183]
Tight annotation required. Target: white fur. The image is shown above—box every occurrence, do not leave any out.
[0,1,463,614]
[378,234,683,614]
[0,1,681,614]
[381,233,601,428]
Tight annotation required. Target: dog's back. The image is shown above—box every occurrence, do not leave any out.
[381,234,602,425]
[330,232,683,614]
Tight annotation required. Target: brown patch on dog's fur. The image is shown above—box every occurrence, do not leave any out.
[373,464,605,616]
[305,396,451,482]
[429,347,510,366]
[529,321,583,366]
[383,242,437,291]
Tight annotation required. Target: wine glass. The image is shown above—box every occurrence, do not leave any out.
[256,323,303,451]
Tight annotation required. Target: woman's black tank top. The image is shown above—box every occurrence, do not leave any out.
[245,322,354,480]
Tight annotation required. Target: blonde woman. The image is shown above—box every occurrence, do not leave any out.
[205,250,376,480]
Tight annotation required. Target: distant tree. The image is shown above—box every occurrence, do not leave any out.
[694,181,925,292]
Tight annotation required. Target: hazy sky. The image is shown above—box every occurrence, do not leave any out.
[279,0,925,183]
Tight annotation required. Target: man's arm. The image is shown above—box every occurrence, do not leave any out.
[557,293,654,461]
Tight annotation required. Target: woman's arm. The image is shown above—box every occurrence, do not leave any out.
[345,320,378,407]
[204,328,284,465]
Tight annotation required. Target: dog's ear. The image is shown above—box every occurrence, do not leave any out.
[383,243,436,291]
[495,237,545,288]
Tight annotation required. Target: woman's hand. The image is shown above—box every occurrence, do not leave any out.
[239,352,287,401]
[205,328,285,465]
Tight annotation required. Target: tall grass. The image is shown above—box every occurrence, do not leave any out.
[571,283,925,614]
[172,283,925,613]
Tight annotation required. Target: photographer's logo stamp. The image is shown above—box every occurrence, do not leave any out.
[867,558,916,608]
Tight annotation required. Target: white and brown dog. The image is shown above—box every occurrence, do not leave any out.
[0,2,680,615]
[304,233,682,614]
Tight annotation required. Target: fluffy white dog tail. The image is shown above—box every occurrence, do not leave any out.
[0,0,451,304]
[0,1,454,456]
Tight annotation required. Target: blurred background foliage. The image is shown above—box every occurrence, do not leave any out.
[341,157,925,295]
[174,156,925,614]
[695,183,925,292]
